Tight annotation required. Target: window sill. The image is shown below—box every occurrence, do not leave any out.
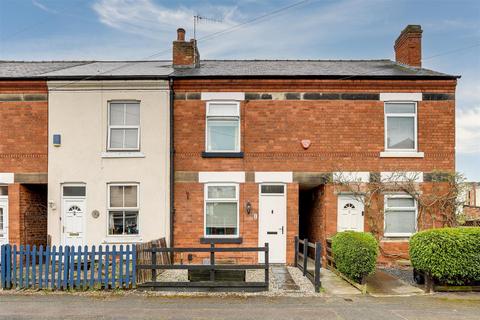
[202,152,244,158]
[200,237,243,244]
[380,151,424,158]
[103,236,143,244]
[381,236,412,242]
[101,152,145,158]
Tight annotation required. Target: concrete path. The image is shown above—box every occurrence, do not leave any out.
[271,265,299,291]
[321,268,361,295]
[366,269,424,297]
[0,292,479,319]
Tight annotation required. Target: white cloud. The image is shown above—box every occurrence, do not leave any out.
[457,106,480,154]
[32,0,58,14]
[91,0,393,59]
[92,0,237,41]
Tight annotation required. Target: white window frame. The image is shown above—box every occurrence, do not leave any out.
[107,101,141,151]
[384,101,418,152]
[62,183,86,198]
[204,183,240,238]
[205,101,241,153]
[0,188,8,242]
[384,194,418,237]
[107,183,140,237]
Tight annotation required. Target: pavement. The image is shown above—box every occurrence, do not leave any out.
[366,268,424,297]
[0,291,479,319]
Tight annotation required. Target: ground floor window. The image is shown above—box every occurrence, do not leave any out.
[108,184,139,235]
[384,195,417,237]
[204,184,239,237]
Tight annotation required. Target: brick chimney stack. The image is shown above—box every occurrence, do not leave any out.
[172,28,200,68]
[394,25,423,68]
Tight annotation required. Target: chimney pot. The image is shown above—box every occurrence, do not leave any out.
[394,24,423,68]
[177,28,186,41]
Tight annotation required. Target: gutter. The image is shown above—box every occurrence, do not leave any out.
[168,77,175,252]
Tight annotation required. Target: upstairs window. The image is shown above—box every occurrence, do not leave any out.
[204,184,239,237]
[384,102,417,151]
[206,101,240,152]
[384,195,417,237]
[108,102,140,151]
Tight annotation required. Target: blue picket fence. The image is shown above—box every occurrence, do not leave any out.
[1,244,136,290]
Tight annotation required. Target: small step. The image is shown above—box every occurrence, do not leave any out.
[395,260,412,267]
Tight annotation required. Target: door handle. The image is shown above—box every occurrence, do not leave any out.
[362,211,364,216]
[280,226,284,234]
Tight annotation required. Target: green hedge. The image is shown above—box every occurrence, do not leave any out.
[409,227,480,285]
[332,231,379,283]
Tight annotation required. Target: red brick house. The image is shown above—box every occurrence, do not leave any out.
[171,25,458,265]
[463,182,480,223]
[0,62,80,247]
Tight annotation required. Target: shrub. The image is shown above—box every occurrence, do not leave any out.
[409,227,480,285]
[331,231,379,283]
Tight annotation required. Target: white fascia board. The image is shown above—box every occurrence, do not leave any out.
[199,172,245,183]
[381,172,424,183]
[333,172,370,183]
[380,93,422,101]
[201,92,245,101]
[255,172,293,183]
[0,173,14,184]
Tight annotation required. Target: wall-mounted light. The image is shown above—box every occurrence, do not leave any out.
[53,134,61,147]
[245,201,252,214]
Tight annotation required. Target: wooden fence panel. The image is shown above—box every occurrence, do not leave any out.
[0,244,136,290]
[135,238,169,284]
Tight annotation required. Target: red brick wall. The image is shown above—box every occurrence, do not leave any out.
[0,81,48,173]
[1,81,48,247]
[305,183,456,265]
[173,182,298,264]
[173,77,456,265]
[7,184,21,245]
[20,184,48,246]
[7,183,47,246]
[174,79,456,173]
[394,25,422,67]
[464,206,480,220]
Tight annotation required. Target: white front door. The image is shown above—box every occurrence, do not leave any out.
[62,197,85,247]
[258,184,286,264]
[337,195,364,232]
[0,197,8,246]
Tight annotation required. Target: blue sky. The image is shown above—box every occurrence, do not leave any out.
[1,0,479,180]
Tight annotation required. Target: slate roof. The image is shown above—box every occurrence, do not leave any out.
[0,59,458,79]
[173,60,456,78]
[43,61,173,78]
[0,61,91,78]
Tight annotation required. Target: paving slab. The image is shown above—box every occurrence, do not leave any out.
[271,265,299,291]
[366,268,424,297]
[321,268,362,295]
